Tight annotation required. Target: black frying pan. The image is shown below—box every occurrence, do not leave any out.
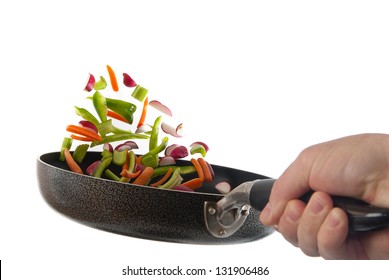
[37,152,389,244]
[37,152,274,244]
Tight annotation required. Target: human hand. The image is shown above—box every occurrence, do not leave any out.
[259,133,389,259]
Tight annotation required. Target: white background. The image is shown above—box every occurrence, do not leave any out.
[1,0,388,279]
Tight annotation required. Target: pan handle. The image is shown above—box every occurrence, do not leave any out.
[250,179,389,233]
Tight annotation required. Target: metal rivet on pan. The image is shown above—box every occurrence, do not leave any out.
[219,230,226,236]
[241,209,249,216]
[208,207,216,215]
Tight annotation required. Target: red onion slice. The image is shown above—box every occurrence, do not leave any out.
[123,73,137,87]
[159,156,176,166]
[149,100,173,117]
[169,145,188,159]
[79,120,98,134]
[215,181,231,194]
[83,73,95,92]
[161,122,184,138]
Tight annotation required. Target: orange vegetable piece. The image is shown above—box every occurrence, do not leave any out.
[197,158,213,183]
[179,178,203,190]
[69,134,95,142]
[66,124,102,141]
[133,167,154,185]
[120,169,141,178]
[190,158,204,181]
[150,167,173,187]
[106,65,119,92]
[107,110,128,123]
[64,148,83,174]
[137,97,149,128]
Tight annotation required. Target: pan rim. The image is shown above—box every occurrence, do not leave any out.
[37,151,230,197]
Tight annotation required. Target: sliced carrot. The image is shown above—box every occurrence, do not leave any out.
[120,169,141,178]
[179,178,203,190]
[66,124,102,141]
[69,134,95,142]
[150,167,173,187]
[136,156,142,165]
[107,110,128,123]
[137,97,149,128]
[106,65,119,92]
[197,158,213,182]
[64,148,83,174]
[133,166,154,185]
[190,158,204,181]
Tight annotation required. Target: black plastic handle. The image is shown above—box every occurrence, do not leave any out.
[249,179,389,233]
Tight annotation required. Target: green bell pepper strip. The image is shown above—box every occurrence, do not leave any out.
[90,133,149,147]
[92,91,108,122]
[106,97,137,124]
[142,136,169,168]
[149,116,162,151]
[93,157,112,178]
[74,106,100,127]
[97,119,133,136]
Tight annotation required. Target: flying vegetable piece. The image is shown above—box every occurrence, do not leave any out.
[149,100,173,117]
[106,65,119,92]
[92,91,108,122]
[84,73,95,92]
[131,85,148,102]
[94,76,107,90]
[106,97,137,124]
[123,73,137,87]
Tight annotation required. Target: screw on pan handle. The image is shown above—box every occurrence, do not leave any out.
[249,179,389,233]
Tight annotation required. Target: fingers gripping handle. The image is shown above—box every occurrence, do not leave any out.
[249,179,389,233]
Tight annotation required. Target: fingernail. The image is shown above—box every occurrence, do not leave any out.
[310,196,325,214]
[286,204,300,222]
[328,210,341,229]
[260,203,271,221]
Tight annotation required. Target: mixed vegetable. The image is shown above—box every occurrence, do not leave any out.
[59,65,231,194]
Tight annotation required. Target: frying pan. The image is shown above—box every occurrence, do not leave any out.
[37,151,274,244]
[37,152,389,244]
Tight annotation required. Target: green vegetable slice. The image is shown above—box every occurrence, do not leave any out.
[59,137,73,161]
[72,144,89,163]
[112,149,127,166]
[106,97,137,124]
[92,91,108,122]
[74,106,100,127]
[131,85,148,102]
[93,157,112,178]
[94,76,107,90]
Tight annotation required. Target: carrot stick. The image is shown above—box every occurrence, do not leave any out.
[137,97,149,128]
[197,158,213,182]
[106,65,119,92]
[107,110,128,123]
[64,148,83,174]
[133,167,154,185]
[70,134,95,142]
[66,125,102,141]
[190,158,204,181]
[150,167,173,187]
[179,178,203,190]
[120,169,141,178]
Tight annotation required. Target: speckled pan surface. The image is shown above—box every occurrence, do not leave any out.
[37,152,274,244]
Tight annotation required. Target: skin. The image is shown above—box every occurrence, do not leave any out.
[259,133,389,259]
